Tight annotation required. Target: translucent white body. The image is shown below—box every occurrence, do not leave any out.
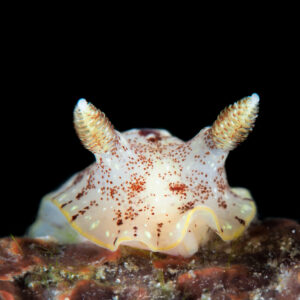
[29,127,256,257]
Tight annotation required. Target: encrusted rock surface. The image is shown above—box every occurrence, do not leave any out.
[0,219,299,299]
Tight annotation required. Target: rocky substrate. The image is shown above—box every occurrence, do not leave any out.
[0,218,299,299]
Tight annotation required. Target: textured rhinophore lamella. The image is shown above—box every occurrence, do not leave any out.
[29,94,259,257]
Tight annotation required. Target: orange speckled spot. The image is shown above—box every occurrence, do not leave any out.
[177,266,224,284]
[0,290,14,300]
[57,294,71,300]
[177,265,249,287]
[103,247,122,262]
[72,279,90,288]
[79,266,91,275]
[0,275,10,281]
[9,239,23,255]
[227,293,249,300]
[32,256,43,264]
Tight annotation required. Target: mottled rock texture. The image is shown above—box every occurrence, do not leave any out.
[0,219,299,299]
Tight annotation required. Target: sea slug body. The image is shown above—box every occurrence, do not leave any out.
[28,94,259,257]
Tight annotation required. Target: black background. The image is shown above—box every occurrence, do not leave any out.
[1,89,299,237]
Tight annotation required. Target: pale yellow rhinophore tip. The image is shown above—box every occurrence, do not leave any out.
[74,99,117,154]
[211,93,260,151]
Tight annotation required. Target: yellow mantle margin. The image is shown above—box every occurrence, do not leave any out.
[53,199,256,252]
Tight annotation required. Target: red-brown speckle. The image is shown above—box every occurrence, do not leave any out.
[235,216,246,226]
[71,214,79,221]
[169,183,187,195]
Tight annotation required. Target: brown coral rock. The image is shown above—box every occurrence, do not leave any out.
[0,219,299,299]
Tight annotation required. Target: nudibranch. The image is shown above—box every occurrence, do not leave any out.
[28,94,259,257]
